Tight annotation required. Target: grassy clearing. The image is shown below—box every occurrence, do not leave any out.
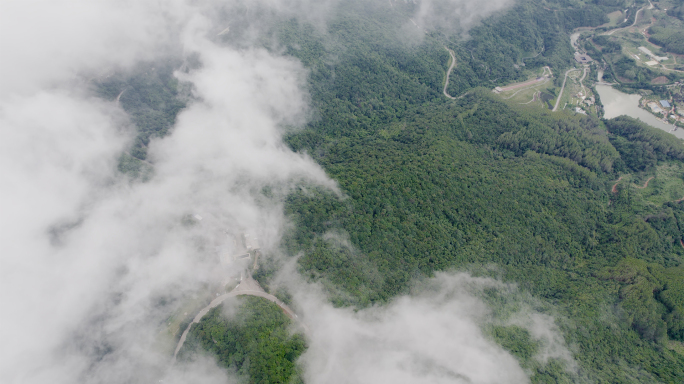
[496,67,556,109]
[498,66,601,116]
[637,163,684,205]
[618,163,684,208]
[605,10,624,28]
[500,79,556,108]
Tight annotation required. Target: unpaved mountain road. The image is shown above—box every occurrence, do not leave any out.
[611,176,624,194]
[634,176,655,189]
[443,47,457,100]
[611,176,655,193]
[173,275,302,361]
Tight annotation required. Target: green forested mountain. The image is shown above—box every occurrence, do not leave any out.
[280,1,684,382]
[105,0,684,382]
[283,96,684,381]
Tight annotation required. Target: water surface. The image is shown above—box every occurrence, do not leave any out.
[595,85,684,140]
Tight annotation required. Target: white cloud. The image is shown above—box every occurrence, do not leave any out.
[0,90,128,383]
[0,0,191,98]
[412,0,514,34]
[295,273,570,384]
[0,1,332,383]
[0,1,570,383]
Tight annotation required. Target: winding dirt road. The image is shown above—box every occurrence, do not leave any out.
[611,176,623,194]
[604,0,653,35]
[443,47,457,100]
[173,275,302,361]
[634,176,654,189]
[611,176,655,193]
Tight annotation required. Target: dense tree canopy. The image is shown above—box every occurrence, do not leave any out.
[107,0,684,382]
[178,297,306,384]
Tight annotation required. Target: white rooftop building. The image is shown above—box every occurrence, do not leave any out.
[638,47,668,62]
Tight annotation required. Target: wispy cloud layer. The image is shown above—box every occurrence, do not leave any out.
[0,1,572,383]
[295,272,575,384]
[1,1,330,382]
[412,0,514,34]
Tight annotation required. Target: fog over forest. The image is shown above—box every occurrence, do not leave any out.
[5,0,680,383]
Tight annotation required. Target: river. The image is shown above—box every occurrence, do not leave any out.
[595,85,684,140]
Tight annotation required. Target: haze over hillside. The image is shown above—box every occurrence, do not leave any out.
[2,0,684,383]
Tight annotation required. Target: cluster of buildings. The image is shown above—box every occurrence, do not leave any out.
[644,99,684,124]
[646,100,667,114]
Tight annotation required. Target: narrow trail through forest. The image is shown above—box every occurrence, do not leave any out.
[611,176,623,194]
[634,176,655,189]
[612,176,656,193]
[612,176,684,207]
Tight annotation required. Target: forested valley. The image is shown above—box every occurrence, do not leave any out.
[97,0,684,382]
